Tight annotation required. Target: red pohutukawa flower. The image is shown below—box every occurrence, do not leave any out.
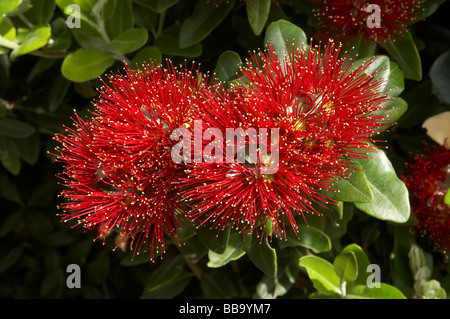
[401,144,450,254]
[54,62,211,260]
[179,41,389,239]
[313,0,424,47]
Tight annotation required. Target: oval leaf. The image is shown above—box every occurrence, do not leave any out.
[61,49,114,82]
[179,0,234,48]
[110,28,148,54]
[430,49,450,104]
[214,50,242,82]
[264,19,308,62]
[11,25,51,59]
[246,0,271,36]
[299,255,341,295]
[333,251,358,284]
[355,148,410,223]
[348,283,406,299]
[0,119,35,138]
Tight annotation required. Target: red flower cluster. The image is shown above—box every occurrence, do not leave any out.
[55,62,211,260]
[313,0,424,47]
[401,144,450,254]
[182,43,389,238]
[55,41,389,259]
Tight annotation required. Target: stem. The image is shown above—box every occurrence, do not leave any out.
[18,13,33,29]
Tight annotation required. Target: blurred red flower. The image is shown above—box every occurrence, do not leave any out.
[401,144,450,254]
[313,0,424,48]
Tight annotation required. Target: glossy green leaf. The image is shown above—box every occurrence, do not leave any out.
[120,249,158,267]
[154,25,202,57]
[0,246,23,272]
[348,283,407,299]
[42,18,72,53]
[333,251,358,284]
[384,31,422,81]
[299,255,341,295]
[321,161,373,203]
[355,148,410,223]
[179,0,234,48]
[61,49,114,82]
[246,0,271,36]
[380,97,408,128]
[110,28,148,54]
[243,233,277,277]
[278,225,331,253]
[214,50,242,82]
[264,19,307,62]
[0,0,21,15]
[207,232,246,268]
[196,223,231,254]
[11,25,51,59]
[429,49,450,104]
[0,119,35,138]
[341,244,371,287]
[0,17,16,41]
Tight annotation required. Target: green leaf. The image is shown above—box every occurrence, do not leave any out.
[12,133,40,165]
[11,25,51,60]
[321,161,373,203]
[207,232,246,268]
[200,270,238,299]
[0,17,16,41]
[1,154,21,175]
[333,251,358,284]
[345,33,376,60]
[0,119,35,138]
[147,0,180,13]
[154,25,202,57]
[429,49,450,104]
[384,31,422,81]
[196,223,231,254]
[120,249,158,267]
[61,49,114,82]
[299,255,341,295]
[246,0,271,36]
[348,283,407,299]
[23,0,55,25]
[110,28,148,54]
[48,73,71,112]
[341,244,371,287]
[214,50,242,82]
[141,271,192,299]
[354,148,410,223]
[131,46,162,70]
[75,0,96,10]
[278,225,331,253]
[103,0,133,40]
[380,97,408,128]
[264,19,308,62]
[142,256,185,293]
[243,233,277,277]
[254,249,303,299]
[179,0,234,48]
[0,0,21,15]
[444,188,450,206]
